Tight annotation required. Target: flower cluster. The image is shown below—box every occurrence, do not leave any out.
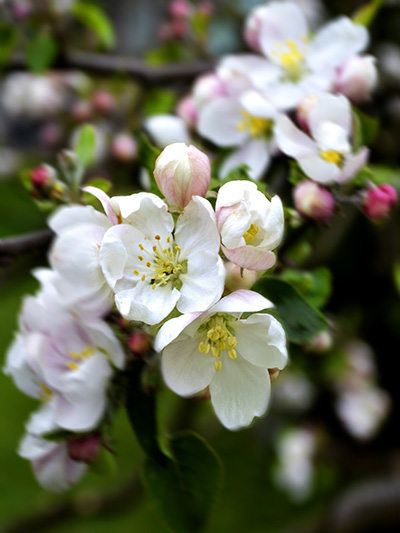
[5,142,287,491]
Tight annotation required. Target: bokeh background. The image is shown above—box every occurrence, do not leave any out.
[1,0,400,531]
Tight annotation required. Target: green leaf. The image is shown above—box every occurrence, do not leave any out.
[353,0,385,27]
[143,89,177,117]
[73,124,97,169]
[352,108,379,147]
[280,267,332,309]
[72,2,115,49]
[85,177,112,193]
[0,23,17,67]
[143,432,223,533]
[25,32,58,73]
[252,276,328,344]
[368,164,400,188]
[90,447,117,477]
[125,360,166,465]
[138,134,162,197]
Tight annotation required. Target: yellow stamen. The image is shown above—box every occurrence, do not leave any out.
[139,244,144,250]
[215,360,222,372]
[138,255,144,261]
[320,150,343,166]
[237,111,273,138]
[155,235,161,240]
[243,223,259,244]
[141,275,146,282]
[146,262,151,268]
[133,270,140,276]
[66,361,79,371]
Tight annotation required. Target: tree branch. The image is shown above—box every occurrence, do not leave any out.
[0,230,53,265]
[8,52,214,84]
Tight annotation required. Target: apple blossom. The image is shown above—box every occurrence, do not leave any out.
[100,193,225,325]
[334,55,378,103]
[144,114,190,149]
[154,143,210,211]
[155,289,288,430]
[216,180,284,270]
[275,94,369,184]
[362,184,398,219]
[293,180,335,223]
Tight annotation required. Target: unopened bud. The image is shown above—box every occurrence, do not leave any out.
[31,166,51,189]
[334,56,378,104]
[244,6,266,52]
[58,149,81,177]
[224,261,258,292]
[111,133,137,162]
[176,95,198,128]
[362,184,398,220]
[92,90,115,114]
[169,0,191,18]
[67,433,101,464]
[294,181,335,223]
[128,332,152,357]
[304,330,333,353]
[154,142,210,211]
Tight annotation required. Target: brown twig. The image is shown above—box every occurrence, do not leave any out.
[8,52,214,84]
[0,229,53,265]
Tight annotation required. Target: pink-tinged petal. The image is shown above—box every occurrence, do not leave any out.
[258,2,308,59]
[178,253,225,313]
[218,203,251,249]
[299,155,340,184]
[337,148,369,183]
[222,245,276,271]
[187,145,211,198]
[308,17,369,71]
[308,94,352,138]
[209,356,271,430]
[82,186,119,225]
[155,312,203,352]
[162,335,215,396]
[211,289,274,315]
[220,138,271,181]
[235,314,288,369]
[275,115,317,159]
[49,205,110,235]
[198,97,247,147]
[115,284,181,325]
[175,196,220,256]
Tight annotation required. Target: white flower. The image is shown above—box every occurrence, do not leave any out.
[144,115,190,149]
[275,94,369,183]
[100,193,225,325]
[4,273,125,432]
[216,181,284,270]
[249,1,369,109]
[333,55,378,103]
[155,290,288,430]
[198,90,278,180]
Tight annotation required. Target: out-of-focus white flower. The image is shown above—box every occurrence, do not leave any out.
[275,94,369,184]
[154,143,210,211]
[19,433,86,492]
[111,132,137,162]
[274,427,316,501]
[246,1,369,110]
[336,386,390,440]
[52,0,76,13]
[155,290,288,430]
[198,90,278,179]
[4,272,125,432]
[216,180,284,270]
[144,115,190,149]
[100,193,225,325]
[1,73,66,117]
[334,56,378,103]
[273,370,316,411]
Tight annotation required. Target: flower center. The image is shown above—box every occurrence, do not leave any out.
[38,382,53,402]
[272,39,306,82]
[320,150,344,166]
[243,223,259,244]
[237,110,273,139]
[198,313,238,372]
[133,234,186,291]
[66,346,96,371]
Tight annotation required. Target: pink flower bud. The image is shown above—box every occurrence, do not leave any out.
[71,99,93,123]
[154,143,211,211]
[294,181,335,223]
[31,166,51,189]
[304,330,333,353]
[362,184,398,220]
[67,433,101,464]
[171,18,188,38]
[91,90,115,114]
[169,0,191,18]
[176,95,198,128]
[111,133,137,162]
[128,332,152,357]
[334,56,378,104]
[224,261,258,292]
[296,94,319,134]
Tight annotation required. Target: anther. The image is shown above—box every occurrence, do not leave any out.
[215,360,222,371]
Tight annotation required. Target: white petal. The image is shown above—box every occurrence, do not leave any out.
[234,314,288,369]
[299,155,340,183]
[162,335,215,396]
[3,335,40,398]
[49,205,110,234]
[275,115,317,159]
[198,97,246,147]
[155,312,203,352]
[84,319,125,369]
[337,148,369,183]
[209,356,271,430]
[100,225,135,290]
[263,81,306,110]
[240,90,278,119]
[211,289,274,315]
[82,186,119,225]
[144,114,190,148]
[220,138,271,181]
[309,94,352,138]
[308,17,369,71]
